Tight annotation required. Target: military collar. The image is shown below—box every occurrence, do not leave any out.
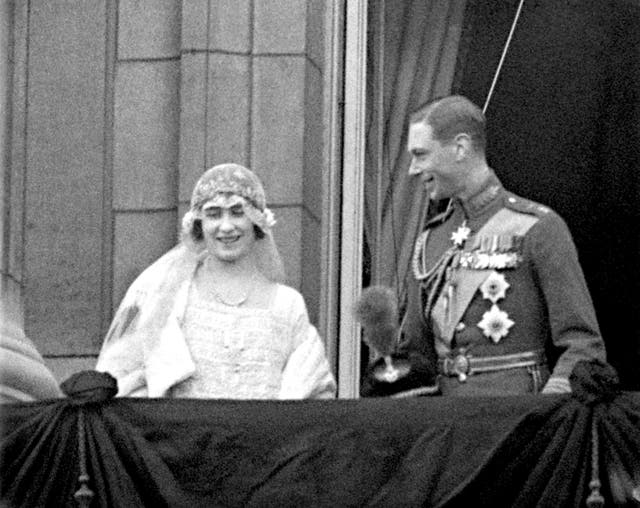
[454,170,503,219]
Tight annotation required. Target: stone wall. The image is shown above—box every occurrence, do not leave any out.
[4,0,333,382]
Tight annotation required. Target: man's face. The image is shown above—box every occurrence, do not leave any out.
[407,122,462,200]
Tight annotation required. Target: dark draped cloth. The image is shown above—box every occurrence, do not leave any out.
[1,362,639,507]
[438,360,638,507]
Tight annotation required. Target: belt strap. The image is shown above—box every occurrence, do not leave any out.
[438,350,545,382]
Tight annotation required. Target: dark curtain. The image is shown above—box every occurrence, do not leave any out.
[363,0,467,293]
[1,365,638,507]
[0,391,539,507]
[452,0,640,389]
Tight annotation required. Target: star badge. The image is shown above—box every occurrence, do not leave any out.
[477,304,515,343]
[451,223,471,247]
[480,271,510,303]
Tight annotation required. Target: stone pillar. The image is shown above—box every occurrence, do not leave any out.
[0,0,21,329]
[112,0,181,308]
[252,0,326,322]
[0,0,61,402]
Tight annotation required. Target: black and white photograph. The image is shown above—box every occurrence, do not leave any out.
[1,1,639,506]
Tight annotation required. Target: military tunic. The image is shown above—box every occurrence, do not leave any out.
[400,171,606,395]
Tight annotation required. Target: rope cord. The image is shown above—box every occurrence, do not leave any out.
[483,0,526,114]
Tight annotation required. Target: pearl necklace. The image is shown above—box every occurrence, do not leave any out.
[210,286,249,307]
[202,257,253,307]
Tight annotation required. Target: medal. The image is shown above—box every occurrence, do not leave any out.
[451,221,471,247]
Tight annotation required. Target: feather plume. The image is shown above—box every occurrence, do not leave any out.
[353,285,399,357]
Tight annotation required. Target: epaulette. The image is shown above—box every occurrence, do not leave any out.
[503,192,552,218]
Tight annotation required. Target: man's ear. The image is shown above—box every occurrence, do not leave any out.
[453,133,473,161]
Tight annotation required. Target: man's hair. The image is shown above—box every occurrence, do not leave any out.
[409,95,486,153]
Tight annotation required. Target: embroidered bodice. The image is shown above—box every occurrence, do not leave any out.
[171,284,296,399]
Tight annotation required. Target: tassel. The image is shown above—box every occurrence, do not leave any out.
[74,409,95,507]
[586,417,604,508]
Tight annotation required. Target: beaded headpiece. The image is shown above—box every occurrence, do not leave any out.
[190,163,267,211]
[182,164,276,237]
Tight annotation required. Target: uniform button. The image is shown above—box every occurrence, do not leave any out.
[455,322,466,332]
[508,197,516,203]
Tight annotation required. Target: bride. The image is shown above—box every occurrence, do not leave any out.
[96,163,336,399]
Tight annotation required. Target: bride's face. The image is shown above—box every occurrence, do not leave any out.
[201,195,257,263]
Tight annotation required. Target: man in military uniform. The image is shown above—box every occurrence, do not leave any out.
[400,95,606,395]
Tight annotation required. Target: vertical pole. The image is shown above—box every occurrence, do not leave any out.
[338,0,367,398]
[319,0,345,375]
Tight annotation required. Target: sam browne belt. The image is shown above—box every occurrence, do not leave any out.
[438,349,545,382]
